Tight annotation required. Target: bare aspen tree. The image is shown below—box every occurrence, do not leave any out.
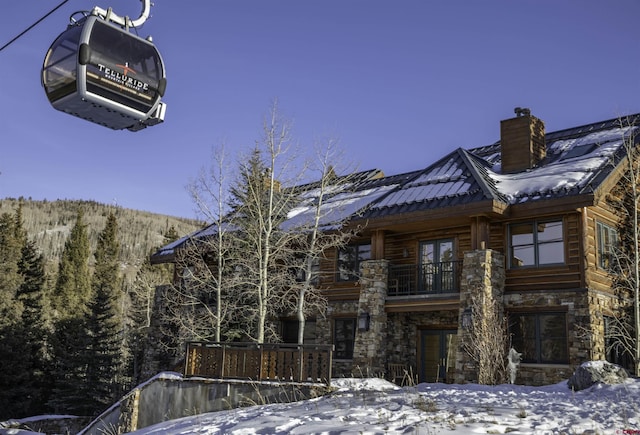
[463,294,509,385]
[155,145,245,346]
[162,102,360,346]
[187,145,234,342]
[228,103,309,343]
[284,142,361,344]
[605,117,640,376]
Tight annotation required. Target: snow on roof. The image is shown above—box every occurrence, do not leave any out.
[489,126,636,204]
[283,183,399,231]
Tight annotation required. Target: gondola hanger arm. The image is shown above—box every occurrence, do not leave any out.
[91,0,151,29]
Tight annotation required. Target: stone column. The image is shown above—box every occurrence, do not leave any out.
[352,259,389,377]
[454,249,505,383]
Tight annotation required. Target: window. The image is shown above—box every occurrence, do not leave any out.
[337,242,371,281]
[334,318,356,359]
[510,312,568,364]
[281,319,316,344]
[509,220,564,268]
[596,222,618,270]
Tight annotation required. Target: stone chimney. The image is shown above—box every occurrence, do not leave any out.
[500,108,546,173]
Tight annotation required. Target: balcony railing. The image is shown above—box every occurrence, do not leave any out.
[185,342,333,385]
[388,261,462,296]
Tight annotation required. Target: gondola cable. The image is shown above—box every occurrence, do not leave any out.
[0,0,71,53]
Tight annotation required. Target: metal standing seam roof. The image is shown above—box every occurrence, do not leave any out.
[361,148,508,219]
[151,113,640,263]
[151,168,400,263]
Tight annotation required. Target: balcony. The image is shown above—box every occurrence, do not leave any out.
[388,261,462,296]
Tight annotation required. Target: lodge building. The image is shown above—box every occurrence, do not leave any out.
[152,110,638,385]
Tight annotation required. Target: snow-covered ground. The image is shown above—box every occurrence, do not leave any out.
[3,377,638,434]
[128,377,640,434]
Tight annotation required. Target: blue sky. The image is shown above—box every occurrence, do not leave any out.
[1,0,639,219]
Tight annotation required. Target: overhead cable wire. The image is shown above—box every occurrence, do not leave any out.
[0,0,71,53]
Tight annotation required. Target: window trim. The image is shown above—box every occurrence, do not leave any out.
[509,310,569,364]
[508,218,565,269]
[596,221,618,270]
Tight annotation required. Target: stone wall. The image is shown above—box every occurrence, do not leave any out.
[351,260,389,376]
[502,289,583,385]
[318,248,614,386]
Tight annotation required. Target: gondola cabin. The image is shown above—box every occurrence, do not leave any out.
[42,14,167,131]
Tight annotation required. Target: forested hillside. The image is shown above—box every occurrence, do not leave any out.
[0,197,204,420]
[0,197,202,277]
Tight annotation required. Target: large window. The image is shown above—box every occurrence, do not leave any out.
[509,220,564,268]
[337,242,371,281]
[334,318,356,359]
[596,222,618,270]
[510,312,568,364]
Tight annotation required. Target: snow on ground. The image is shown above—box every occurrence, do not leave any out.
[130,377,640,434]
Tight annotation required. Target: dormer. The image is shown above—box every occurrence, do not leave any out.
[500,108,546,173]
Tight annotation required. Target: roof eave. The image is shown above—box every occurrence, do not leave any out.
[507,193,596,218]
[356,199,509,230]
[150,250,175,265]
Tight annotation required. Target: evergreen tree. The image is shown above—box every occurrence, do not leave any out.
[49,209,93,415]
[47,316,92,415]
[0,209,26,419]
[85,213,122,413]
[53,209,92,320]
[0,211,23,328]
[14,240,51,416]
[164,225,180,244]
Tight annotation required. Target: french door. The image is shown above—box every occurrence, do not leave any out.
[419,329,457,383]
[419,239,454,293]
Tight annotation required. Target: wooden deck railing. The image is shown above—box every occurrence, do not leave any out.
[184,342,334,385]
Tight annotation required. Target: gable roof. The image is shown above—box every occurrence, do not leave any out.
[151,113,640,264]
[361,148,509,219]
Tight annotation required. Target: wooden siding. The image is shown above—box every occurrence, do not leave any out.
[382,224,471,264]
[317,204,622,302]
